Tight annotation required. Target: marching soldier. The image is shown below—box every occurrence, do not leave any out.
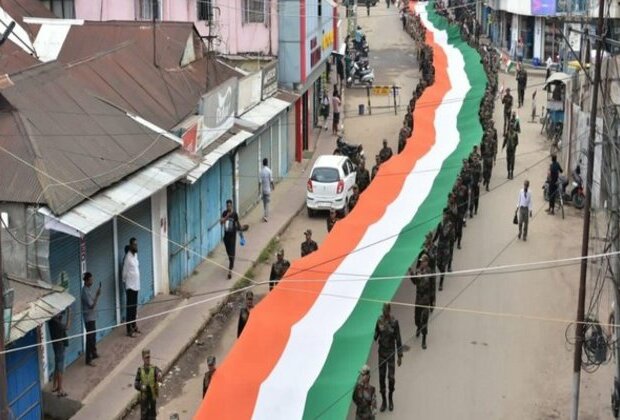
[481,139,494,191]
[357,160,371,193]
[237,291,254,337]
[134,349,162,420]
[469,155,482,217]
[417,232,437,310]
[412,256,433,350]
[300,229,318,257]
[455,179,468,248]
[269,249,290,291]
[379,139,393,163]
[502,88,513,135]
[373,303,403,412]
[352,365,377,419]
[202,356,216,397]
[326,208,339,233]
[502,115,519,179]
[434,210,455,291]
[397,124,411,153]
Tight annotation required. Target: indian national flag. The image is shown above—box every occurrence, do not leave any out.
[195,1,487,419]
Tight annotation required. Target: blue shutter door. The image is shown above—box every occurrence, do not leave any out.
[220,156,234,209]
[167,184,188,291]
[7,330,41,420]
[48,231,83,366]
[117,199,154,304]
[85,222,116,340]
[186,180,202,273]
[203,161,221,256]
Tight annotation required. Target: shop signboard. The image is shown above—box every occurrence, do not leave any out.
[199,78,238,150]
[531,0,556,15]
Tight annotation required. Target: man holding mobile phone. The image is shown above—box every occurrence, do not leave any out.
[81,272,101,366]
[122,237,141,337]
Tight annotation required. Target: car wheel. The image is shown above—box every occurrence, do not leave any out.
[307,207,315,218]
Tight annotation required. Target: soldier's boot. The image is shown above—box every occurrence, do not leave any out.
[388,391,394,411]
[380,391,387,412]
[422,334,427,350]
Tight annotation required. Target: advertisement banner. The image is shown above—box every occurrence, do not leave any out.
[531,0,556,15]
[199,78,238,150]
[261,60,278,100]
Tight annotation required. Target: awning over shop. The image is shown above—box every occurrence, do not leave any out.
[238,97,291,129]
[186,129,254,184]
[39,150,198,236]
[7,276,75,344]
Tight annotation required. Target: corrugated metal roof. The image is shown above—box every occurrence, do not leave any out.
[239,97,291,127]
[0,62,179,214]
[186,130,253,183]
[7,276,75,344]
[39,149,198,235]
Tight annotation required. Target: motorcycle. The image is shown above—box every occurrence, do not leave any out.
[542,173,585,209]
[346,62,375,87]
[353,35,369,57]
[334,137,365,166]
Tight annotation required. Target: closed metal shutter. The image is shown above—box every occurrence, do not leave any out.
[237,137,259,215]
[279,114,289,176]
[117,199,154,304]
[48,231,83,366]
[85,222,116,340]
[186,179,202,274]
[7,330,41,420]
[167,183,187,291]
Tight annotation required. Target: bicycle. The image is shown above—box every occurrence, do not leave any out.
[544,179,565,219]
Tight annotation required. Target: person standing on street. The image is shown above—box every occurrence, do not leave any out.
[357,160,371,193]
[237,291,254,337]
[352,365,377,419]
[373,303,403,412]
[502,88,513,135]
[348,184,360,213]
[123,238,141,337]
[400,8,406,30]
[203,356,217,397]
[516,63,528,108]
[516,180,533,241]
[220,200,247,279]
[327,208,339,233]
[260,158,274,222]
[332,91,341,135]
[134,349,162,420]
[379,139,393,163]
[320,90,330,131]
[546,154,563,215]
[81,272,100,366]
[49,308,71,396]
[301,229,318,257]
[269,249,291,291]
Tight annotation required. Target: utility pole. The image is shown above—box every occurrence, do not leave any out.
[613,130,620,419]
[570,0,606,419]
[0,230,9,419]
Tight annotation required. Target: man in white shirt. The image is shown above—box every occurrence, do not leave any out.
[260,158,274,222]
[122,237,141,337]
[516,180,533,241]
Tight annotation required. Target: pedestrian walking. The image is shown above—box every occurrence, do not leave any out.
[516,180,533,241]
[269,249,291,291]
[301,229,318,257]
[546,154,563,215]
[260,158,274,222]
[134,349,162,420]
[373,303,402,412]
[352,365,377,419]
[220,199,248,279]
[203,356,217,397]
[366,0,371,16]
[400,9,406,30]
[515,38,524,63]
[122,238,141,337]
[49,308,70,396]
[331,91,341,135]
[502,88,513,135]
[81,272,100,366]
[237,291,254,337]
[320,90,330,131]
[327,208,339,233]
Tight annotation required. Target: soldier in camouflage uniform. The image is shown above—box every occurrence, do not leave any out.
[326,208,339,232]
[352,365,377,420]
[357,160,371,193]
[348,184,360,213]
[269,249,290,291]
[373,303,403,412]
[202,356,216,397]
[300,229,318,257]
[417,232,437,311]
[455,178,468,248]
[502,116,519,179]
[469,155,482,217]
[237,291,254,337]
[481,138,494,191]
[412,256,433,349]
[397,123,412,154]
[371,155,381,181]
[434,210,455,291]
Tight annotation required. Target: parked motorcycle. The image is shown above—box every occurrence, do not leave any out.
[542,172,585,209]
[346,62,375,87]
[334,137,365,166]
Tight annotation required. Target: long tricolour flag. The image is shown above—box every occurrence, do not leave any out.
[196,2,486,418]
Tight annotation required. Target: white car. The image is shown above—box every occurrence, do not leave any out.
[306,155,357,216]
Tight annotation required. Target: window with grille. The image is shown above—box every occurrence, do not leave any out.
[198,0,213,21]
[244,0,265,23]
[139,0,161,20]
[40,0,75,18]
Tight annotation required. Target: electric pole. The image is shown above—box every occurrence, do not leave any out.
[613,130,620,419]
[570,0,606,419]
[0,229,9,419]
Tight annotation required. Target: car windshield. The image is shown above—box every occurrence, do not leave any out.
[311,167,340,183]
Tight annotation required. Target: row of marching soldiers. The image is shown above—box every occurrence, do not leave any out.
[352,3,502,419]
